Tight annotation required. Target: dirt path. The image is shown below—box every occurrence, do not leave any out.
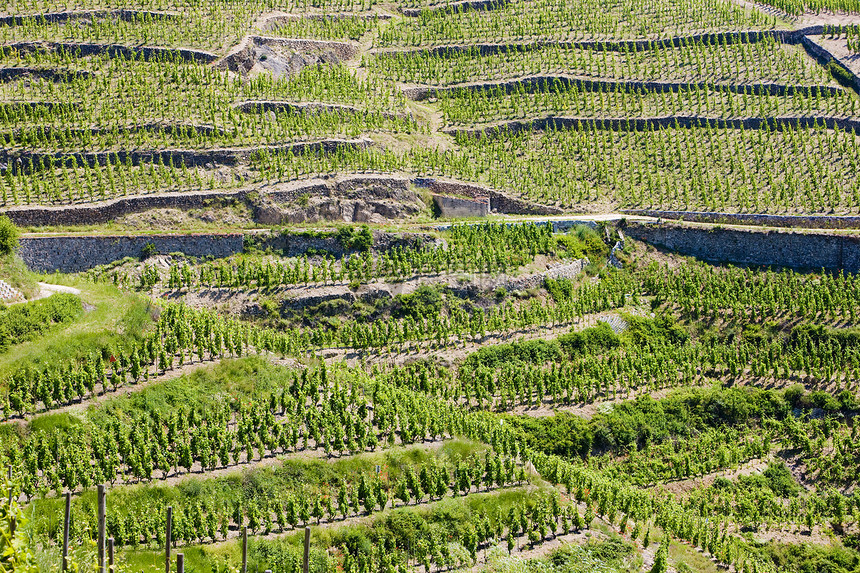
[652,457,771,496]
[10,354,301,424]
[318,311,629,367]
[726,0,860,27]
[510,386,681,420]
[191,482,531,548]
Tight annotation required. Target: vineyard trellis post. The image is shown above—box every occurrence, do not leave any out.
[5,466,12,537]
[97,484,106,573]
[242,526,248,573]
[62,492,70,572]
[303,525,311,573]
[177,553,184,573]
[166,506,173,573]
[108,537,114,573]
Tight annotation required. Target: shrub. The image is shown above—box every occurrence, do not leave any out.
[0,215,19,256]
[828,61,856,88]
[558,322,621,356]
[140,242,158,260]
[762,461,800,498]
[337,226,373,252]
[0,293,83,351]
[463,338,562,369]
[392,285,442,320]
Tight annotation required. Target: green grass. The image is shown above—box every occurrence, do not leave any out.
[0,254,39,299]
[0,278,153,379]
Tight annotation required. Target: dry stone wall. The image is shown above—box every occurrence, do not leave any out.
[5,191,247,227]
[1,138,371,173]
[625,222,860,272]
[415,177,562,215]
[404,76,840,101]
[433,194,489,218]
[19,234,244,273]
[447,115,860,137]
[623,209,860,229]
[1,174,557,228]
[5,41,217,63]
[255,230,434,258]
[500,259,590,291]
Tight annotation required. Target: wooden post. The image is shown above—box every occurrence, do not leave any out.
[165,506,173,573]
[108,538,114,573]
[97,484,106,573]
[303,526,311,573]
[62,492,71,572]
[241,527,248,573]
[6,464,13,537]
[176,553,184,573]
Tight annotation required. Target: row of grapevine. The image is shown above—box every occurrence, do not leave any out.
[35,449,526,548]
[436,81,855,126]
[94,222,557,290]
[376,0,773,46]
[369,36,828,85]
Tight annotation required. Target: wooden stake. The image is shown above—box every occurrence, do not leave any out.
[108,538,114,573]
[303,526,311,573]
[165,506,173,573]
[62,492,71,572]
[241,527,248,573]
[97,484,106,573]
[176,553,184,573]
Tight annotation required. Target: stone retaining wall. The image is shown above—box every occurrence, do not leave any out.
[249,36,358,60]
[401,0,507,16]
[433,194,489,218]
[4,190,248,227]
[405,76,840,101]
[0,10,178,26]
[20,233,244,273]
[0,67,93,82]
[501,258,590,291]
[4,41,217,63]
[800,35,860,92]
[1,138,372,173]
[382,30,803,60]
[447,115,860,137]
[625,222,860,272]
[622,209,860,229]
[253,230,434,258]
[2,174,557,227]
[415,177,562,215]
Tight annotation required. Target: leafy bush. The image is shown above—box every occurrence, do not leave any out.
[544,277,575,303]
[392,285,443,320]
[0,216,19,257]
[828,61,857,88]
[0,293,83,351]
[623,314,688,347]
[505,412,594,458]
[140,242,158,260]
[515,386,793,456]
[555,225,607,259]
[557,322,620,356]
[756,541,860,573]
[463,339,562,369]
[337,225,373,252]
[762,461,800,498]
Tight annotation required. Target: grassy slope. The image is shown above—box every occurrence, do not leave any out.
[0,276,153,379]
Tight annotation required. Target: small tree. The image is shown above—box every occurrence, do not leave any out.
[0,215,19,257]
